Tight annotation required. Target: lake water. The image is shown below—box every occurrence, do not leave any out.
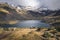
[0,20,50,28]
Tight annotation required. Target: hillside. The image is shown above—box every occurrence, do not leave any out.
[0,3,41,20]
[0,3,60,27]
[0,28,60,40]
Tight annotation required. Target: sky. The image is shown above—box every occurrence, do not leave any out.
[0,0,60,10]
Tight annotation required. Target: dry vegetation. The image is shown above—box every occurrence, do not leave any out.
[0,27,60,40]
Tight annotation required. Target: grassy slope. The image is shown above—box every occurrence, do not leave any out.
[0,28,57,40]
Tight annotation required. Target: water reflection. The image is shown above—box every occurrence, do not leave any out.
[17,20,50,28]
[0,20,50,28]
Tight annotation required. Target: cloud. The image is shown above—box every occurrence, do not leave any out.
[0,0,60,10]
[0,0,40,10]
[40,0,60,10]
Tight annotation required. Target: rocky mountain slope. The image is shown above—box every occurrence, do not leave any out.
[0,3,60,26]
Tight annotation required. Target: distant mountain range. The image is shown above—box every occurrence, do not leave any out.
[0,3,60,26]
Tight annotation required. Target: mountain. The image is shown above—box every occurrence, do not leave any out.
[0,3,43,20]
[0,3,60,26]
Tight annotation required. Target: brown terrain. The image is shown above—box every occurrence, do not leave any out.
[0,28,60,40]
[0,3,60,40]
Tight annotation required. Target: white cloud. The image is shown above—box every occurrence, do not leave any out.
[0,0,60,10]
[40,0,60,10]
[18,0,40,10]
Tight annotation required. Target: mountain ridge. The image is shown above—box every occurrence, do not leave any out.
[0,3,60,25]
